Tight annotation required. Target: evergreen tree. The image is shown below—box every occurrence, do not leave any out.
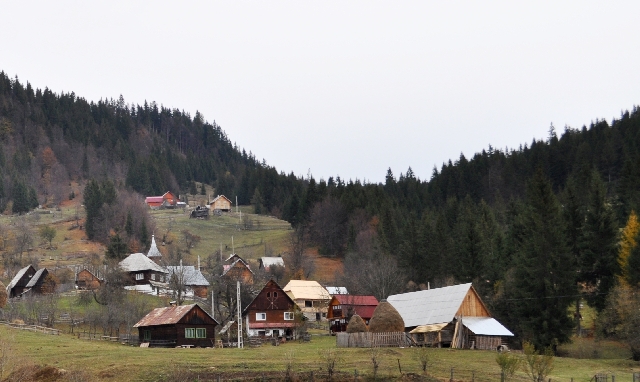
[140,218,150,251]
[105,232,128,260]
[189,180,197,195]
[509,169,576,351]
[125,211,134,237]
[11,181,29,214]
[200,182,207,195]
[83,179,103,240]
[251,188,264,214]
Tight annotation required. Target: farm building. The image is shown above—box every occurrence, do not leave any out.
[6,265,37,298]
[222,254,254,284]
[243,279,298,338]
[327,295,378,334]
[75,268,102,290]
[119,253,169,285]
[283,280,331,321]
[145,191,178,209]
[165,264,210,298]
[387,283,513,350]
[24,268,56,294]
[325,286,348,295]
[209,195,232,212]
[258,257,284,271]
[146,234,163,263]
[134,303,218,347]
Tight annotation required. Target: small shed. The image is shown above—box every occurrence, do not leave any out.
[209,195,232,212]
[134,303,218,347]
[6,265,36,298]
[75,268,103,290]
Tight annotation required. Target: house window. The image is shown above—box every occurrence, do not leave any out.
[151,274,156,281]
[273,292,278,298]
[305,301,312,308]
[333,305,341,310]
[196,328,206,338]
[185,328,196,338]
[144,330,151,341]
[135,273,144,280]
[284,312,294,320]
[256,313,266,321]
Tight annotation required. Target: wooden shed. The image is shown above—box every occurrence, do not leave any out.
[134,304,218,347]
[209,195,232,212]
[6,265,36,298]
[387,283,513,350]
[75,268,103,290]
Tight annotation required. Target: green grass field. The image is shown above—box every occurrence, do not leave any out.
[1,325,638,382]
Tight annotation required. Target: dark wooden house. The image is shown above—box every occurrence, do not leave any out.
[243,280,297,338]
[222,254,254,285]
[75,268,102,290]
[134,303,218,347]
[6,265,36,298]
[327,295,379,334]
[25,268,55,294]
[119,253,169,285]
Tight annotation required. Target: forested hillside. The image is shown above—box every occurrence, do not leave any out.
[2,71,640,351]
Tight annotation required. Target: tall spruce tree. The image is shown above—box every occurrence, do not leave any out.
[510,169,576,351]
[83,179,103,240]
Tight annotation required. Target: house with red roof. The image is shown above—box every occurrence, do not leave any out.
[145,191,178,209]
[327,294,379,334]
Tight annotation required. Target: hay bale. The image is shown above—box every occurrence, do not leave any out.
[346,314,368,333]
[368,301,404,333]
[0,280,6,308]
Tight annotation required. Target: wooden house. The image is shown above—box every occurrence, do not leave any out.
[283,280,331,321]
[75,268,103,290]
[25,268,56,294]
[209,195,232,212]
[222,254,254,285]
[387,283,513,350]
[134,303,218,347]
[119,253,169,285]
[6,265,36,298]
[166,265,210,298]
[243,280,298,338]
[327,295,379,334]
[145,191,178,209]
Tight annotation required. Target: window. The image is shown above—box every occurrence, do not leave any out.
[185,328,206,338]
[135,273,144,280]
[333,305,341,310]
[273,292,278,298]
[144,330,151,341]
[284,312,294,320]
[305,301,312,308]
[151,274,156,281]
[256,313,266,321]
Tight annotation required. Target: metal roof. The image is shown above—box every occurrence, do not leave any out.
[147,235,162,258]
[25,268,47,288]
[462,317,514,336]
[332,295,378,306]
[260,257,284,269]
[325,286,348,295]
[222,258,254,276]
[119,253,168,273]
[166,265,210,286]
[6,265,35,291]
[387,283,473,327]
[133,303,218,327]
[283,280,331,301]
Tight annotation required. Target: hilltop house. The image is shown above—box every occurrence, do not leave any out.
[145,191,178,209]
[243,280,298,339]
[283,280,331,321]
[209,195,232,212]
[387,283,513,350]
[134,303,218,347]
[327,295,378,334]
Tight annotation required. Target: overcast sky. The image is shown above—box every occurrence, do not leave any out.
[3,2,640,183]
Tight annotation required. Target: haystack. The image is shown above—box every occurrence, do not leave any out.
[346,314,368,333]
[0,280,6,308]
[368,300,404,333]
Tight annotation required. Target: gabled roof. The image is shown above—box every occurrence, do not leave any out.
[145,196,164,203]
[77,268,103,280]
[243,279,296,315]
[259,257,284,269]
[166,265,210,286]
[162,191,175,198]
[461,317,513,336]
[211,195,232,204]
[326,286,348,295]
[222,258,254,276]
[26,268,47,288]
[119,253,168,274]
[387,283,474,328]
[332,295,378,306]
[283,280,331,301]
[133,303,218,327]
[147,235,162,258]
[6,265,35,291]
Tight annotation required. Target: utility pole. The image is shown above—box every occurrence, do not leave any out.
[237,281,243,348]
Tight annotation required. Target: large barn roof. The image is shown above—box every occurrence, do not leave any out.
[119,253,168,273]
[462,317,513,336]
[283,280,331,301]
[387,283,473,328]
[6,265,35,291]
[26,268,47,288]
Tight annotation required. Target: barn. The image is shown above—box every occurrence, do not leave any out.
[209,195,232,212]
[387,283,513,350]
[6,265,37,298]
[134,303,218,347]
[75,268,103,290]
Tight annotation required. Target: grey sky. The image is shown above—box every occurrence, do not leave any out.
[3,2,639,183]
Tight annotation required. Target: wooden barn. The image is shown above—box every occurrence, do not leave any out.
[209,195,232,212]
[283,280,331,321]
[119,253,169,285]
[166,264,210,298]
[75,268,103,290]
[243,279,298,339]
[6,265,36,298]
[134,303,218,347]
[145,191,178,209]
[222,254,254,285]
[327,295,379,334]
[24,268,56,294]
[387,283,513,350]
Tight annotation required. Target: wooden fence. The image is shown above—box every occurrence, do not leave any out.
[0,320,60,335]
[336,332,412,348]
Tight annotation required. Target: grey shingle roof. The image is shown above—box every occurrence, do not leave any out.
[119,253,168,273]
[166,265,210,286]
[259,257,284,269]
[6,265,34,291]
[26,268,47,288]
[387,283,473,328]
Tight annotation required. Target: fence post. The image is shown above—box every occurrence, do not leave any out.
[472,371,475,382]
[354,369,358,381]
[611,375,615,382]
[450,367,454,382]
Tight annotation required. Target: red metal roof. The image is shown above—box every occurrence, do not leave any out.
[333,295,379,306]
[249,322,296,329]
[145,196,164,203]
[353,306,377,319]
